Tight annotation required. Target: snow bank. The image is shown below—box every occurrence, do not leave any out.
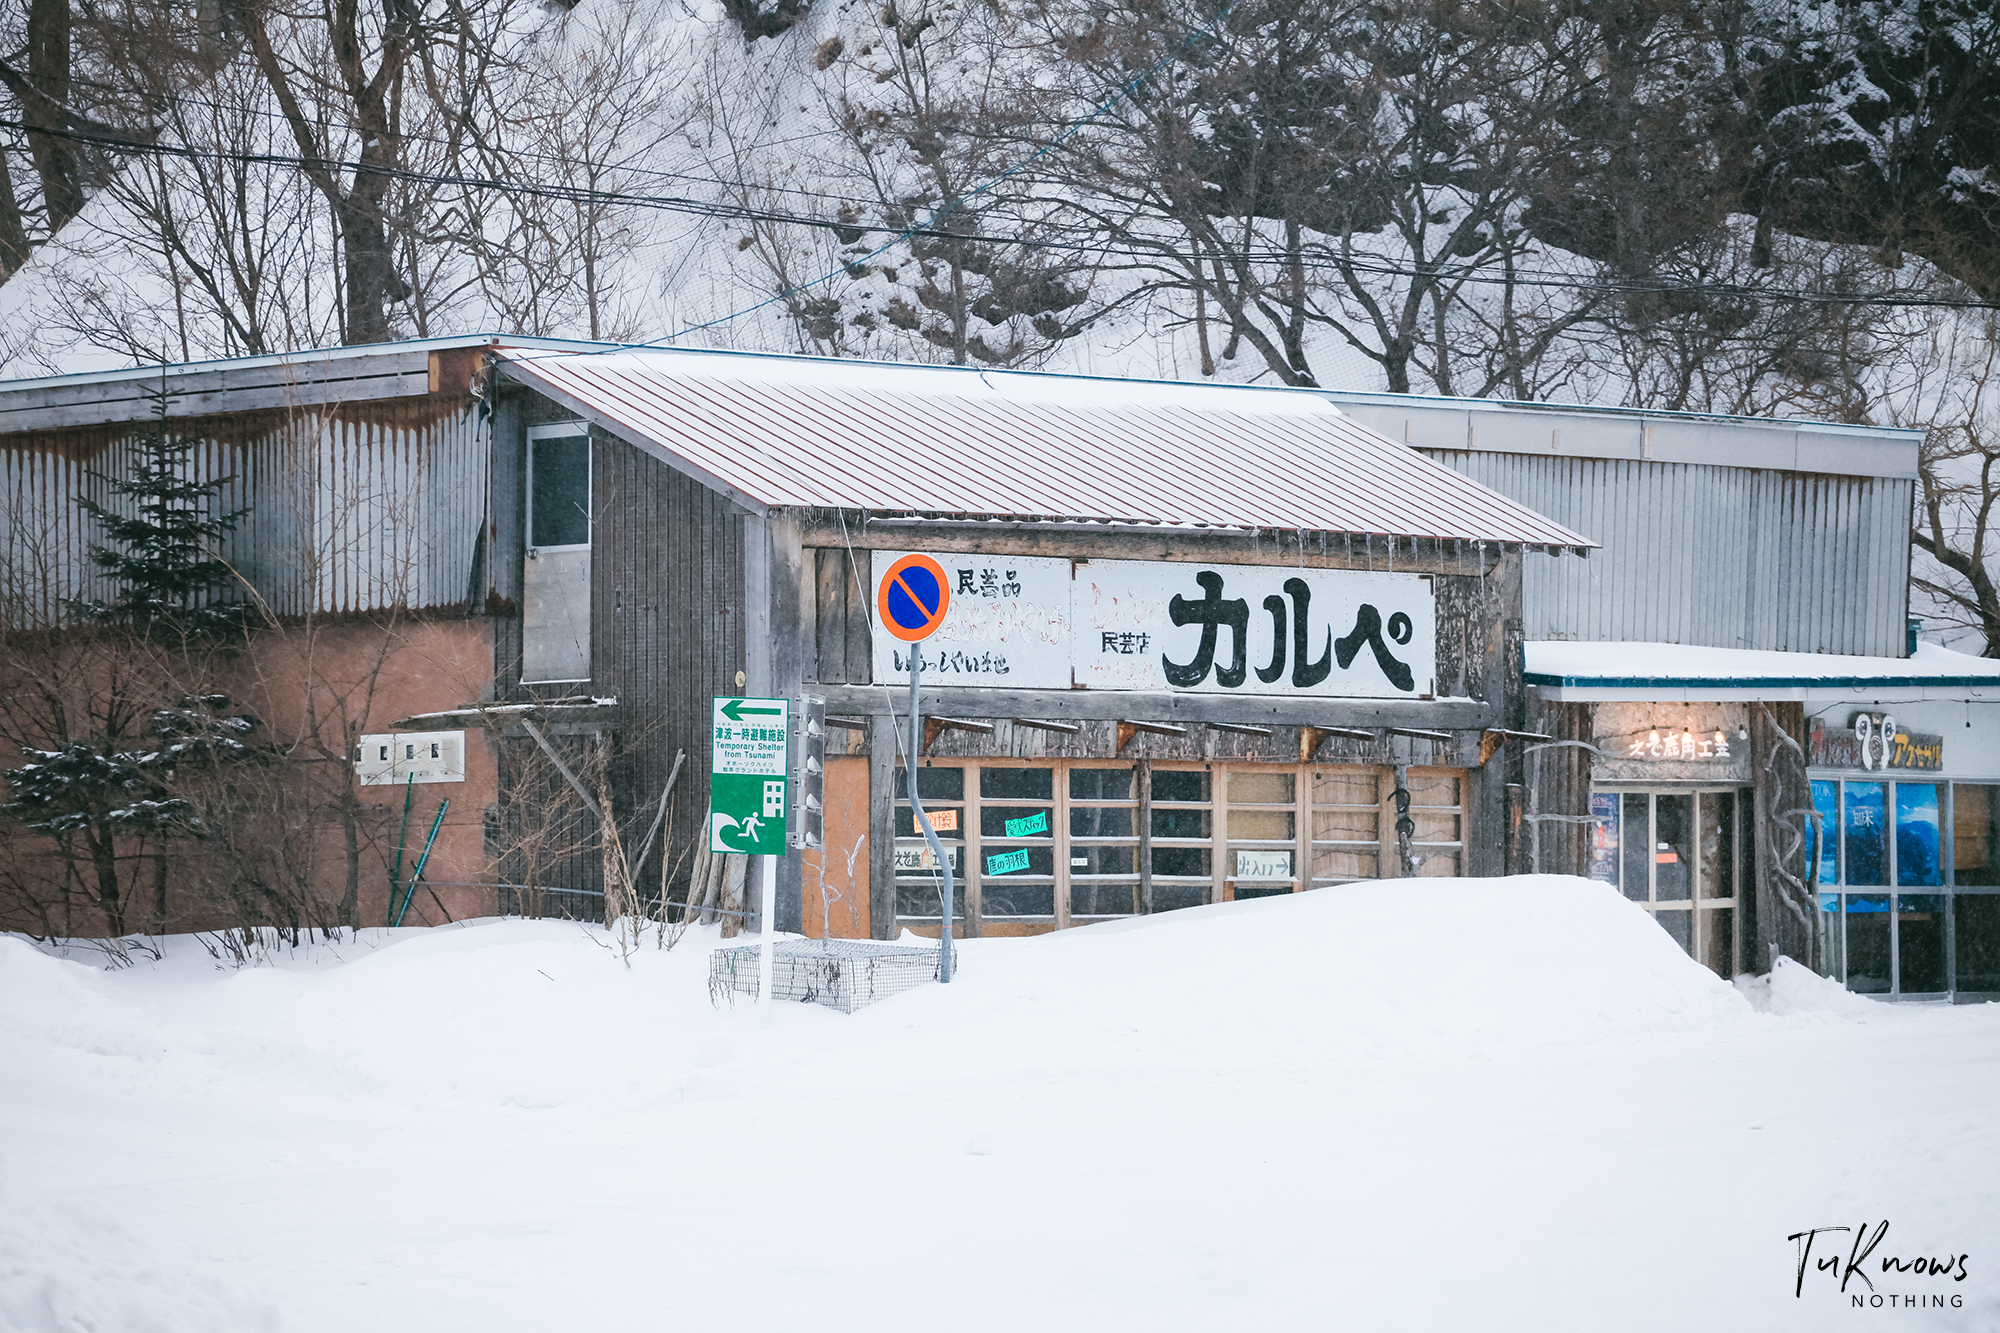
[1734,954,1884,1017]
[5,878,1995,1333]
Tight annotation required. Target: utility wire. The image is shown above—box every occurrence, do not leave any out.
[3,101,1994,316]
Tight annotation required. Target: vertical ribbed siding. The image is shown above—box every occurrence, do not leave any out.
[1,401,488,623]
[1430,451,1910,656]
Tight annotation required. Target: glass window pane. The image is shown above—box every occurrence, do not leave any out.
[1698,791,1736,902]
[980,805,1054,839]
[1314,769,1380,806]
[1655,908,1692,954]
[1954,895,2000,992]
[1844,893,1892,992]
[1817,893,1844,981]
[1069,806,1136,838]
[895,876,964,919]
[1069,768,1135,801]
[981,767,1051,800]
[1228,771,1294,803]
[1151,807,1211,839]
[530,432,590,548]
[1588,793,1620,888]
[1953,785,2000,886]
[1415,848,1461,877]
[1844,783,1887,885]
[1621,793,1650,902]
[1412,811,1460,843]
[895,805,964,837]
[1233,882,1293,901]
[1228,809,1294,841]
[1655,794,1693,901]
[1312,847,1379,880]
[1071,882,1142,916]
[1408,772,1460,806]
[895,766,964,801]
[1152,769,1209,803]
[1152,886,1206,912]
[1070,845,1137,876]
[1811,780,1840,887]
[1152,846,1210,877]
[1894,785,1942,887]
[1314,807,1378,841]
[1896,893,1947,992]
[980,879,1055,917]
[980,844,1055,877]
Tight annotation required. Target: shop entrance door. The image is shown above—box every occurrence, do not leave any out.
[1587,787,1748,978]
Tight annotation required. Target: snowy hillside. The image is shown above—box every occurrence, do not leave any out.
[4,877,1995,1331]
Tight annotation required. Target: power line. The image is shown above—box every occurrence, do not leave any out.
[4,107,1994,318]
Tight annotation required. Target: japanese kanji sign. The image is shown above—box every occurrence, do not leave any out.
[870,551,1436,699]
[710,697,789,854]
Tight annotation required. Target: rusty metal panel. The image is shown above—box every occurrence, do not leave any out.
[1430,450,1910,656]
[1,400,489,623]
[491,348,1593,549]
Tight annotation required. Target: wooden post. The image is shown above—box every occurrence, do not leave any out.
[1137,757,1154,912]
[867,710,896,939]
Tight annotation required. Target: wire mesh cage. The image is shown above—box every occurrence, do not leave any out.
[708,940,944,1013]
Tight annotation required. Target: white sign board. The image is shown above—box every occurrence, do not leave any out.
[357,731,466,786]
[873,553,1073,689]
[872,552,1435,699]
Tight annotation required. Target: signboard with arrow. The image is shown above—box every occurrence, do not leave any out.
[710,696,789,854]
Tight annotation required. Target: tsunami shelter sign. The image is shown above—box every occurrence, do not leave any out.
[710,696,789,854]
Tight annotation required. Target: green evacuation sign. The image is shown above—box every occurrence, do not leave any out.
[710,697,789,854]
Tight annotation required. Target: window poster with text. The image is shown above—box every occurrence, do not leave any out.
[871,551,1436,700]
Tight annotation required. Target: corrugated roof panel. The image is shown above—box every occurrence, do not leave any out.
[494,347,1595,548]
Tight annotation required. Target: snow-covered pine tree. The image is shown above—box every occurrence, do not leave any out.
[69,383,253,639]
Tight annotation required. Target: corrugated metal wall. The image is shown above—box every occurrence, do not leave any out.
[1,400,488,624]
[1428,452,1913,655]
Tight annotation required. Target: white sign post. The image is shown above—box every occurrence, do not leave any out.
[711,696,790,1007]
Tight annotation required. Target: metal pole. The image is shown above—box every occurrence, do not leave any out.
[908,648,954,982]
[756,853,777,1006]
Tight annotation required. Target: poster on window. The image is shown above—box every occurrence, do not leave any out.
[871,552,1436,699]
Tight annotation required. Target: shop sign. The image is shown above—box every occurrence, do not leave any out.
[1608,727,1735,762]
[1234,849,1294,880]
[1809,713,1944,771]
[871,551,1435,699]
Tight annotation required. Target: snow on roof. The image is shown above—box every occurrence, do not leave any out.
[1525,640,2000,701]
[492,344,1596,547]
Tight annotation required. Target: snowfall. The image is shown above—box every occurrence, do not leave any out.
[2,877,1995,1332]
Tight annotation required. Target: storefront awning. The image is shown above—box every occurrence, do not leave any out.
[1524,641,2000,702]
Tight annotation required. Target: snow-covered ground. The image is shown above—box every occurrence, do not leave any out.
[3,876,1994,1331]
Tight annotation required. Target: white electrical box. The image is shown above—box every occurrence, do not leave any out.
[357,730,467,786]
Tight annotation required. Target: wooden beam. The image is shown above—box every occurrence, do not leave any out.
[1300,725,1376,762]
[800,517,1508,573]
[922,715,996,753]
[1208,721,1274,737]
[817,684,1499,731]
[1117,719,1188,752]
[1013,717,1082,734]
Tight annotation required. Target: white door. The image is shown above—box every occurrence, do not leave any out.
[523,424,592,683]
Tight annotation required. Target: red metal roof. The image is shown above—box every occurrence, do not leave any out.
[494,346,1596,548]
